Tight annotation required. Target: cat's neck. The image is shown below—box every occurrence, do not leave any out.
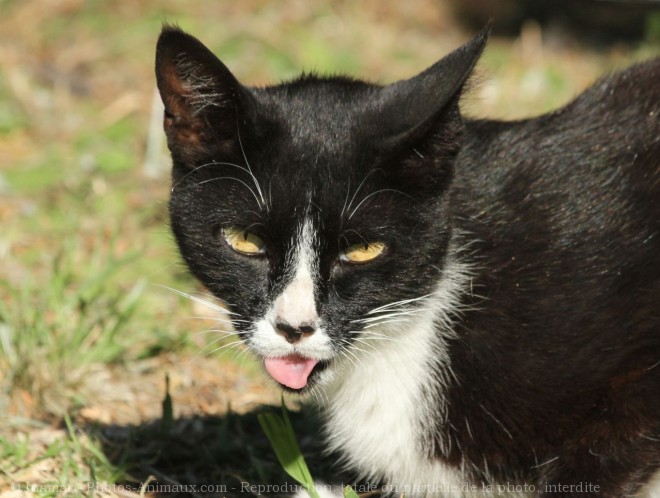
[316,253,473,487]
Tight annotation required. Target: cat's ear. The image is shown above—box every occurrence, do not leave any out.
[376,28,489,145]
[155,26,252,164]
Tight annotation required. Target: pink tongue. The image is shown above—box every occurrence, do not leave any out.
[264,355,318,390]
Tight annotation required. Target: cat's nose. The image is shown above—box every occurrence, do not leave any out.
[275,321,315,344]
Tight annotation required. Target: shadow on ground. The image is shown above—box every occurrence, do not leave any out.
[84,405,364,498]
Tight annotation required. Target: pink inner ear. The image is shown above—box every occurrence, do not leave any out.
[161,69,199,123]
[264,355,319,390]
[159,69,209,160]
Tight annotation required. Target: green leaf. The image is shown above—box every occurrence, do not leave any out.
[343,486,360,498]
[257,399,320,498]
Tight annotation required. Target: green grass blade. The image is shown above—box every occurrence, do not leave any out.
[343,485,360,498]
[257,400,319,498]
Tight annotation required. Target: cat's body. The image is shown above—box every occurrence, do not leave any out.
[155,26,660,497]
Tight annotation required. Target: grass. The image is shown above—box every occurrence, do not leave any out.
[258,399,364,498]
[0,0,657,496]
[0,238,144,415]
[258,400,321,498]
[1,415,123,497]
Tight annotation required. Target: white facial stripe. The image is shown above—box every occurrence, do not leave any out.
[273,218,318,326]
[640,470,660,498]
[250,218,333,360]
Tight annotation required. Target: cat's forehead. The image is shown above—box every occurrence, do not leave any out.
[253,77,380,150]
[236,80,416,222]
[258,76,378,111]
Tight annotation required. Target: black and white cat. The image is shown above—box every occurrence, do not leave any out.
[155,26,660,497]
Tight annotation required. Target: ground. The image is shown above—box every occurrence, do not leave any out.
[0,1,657,496]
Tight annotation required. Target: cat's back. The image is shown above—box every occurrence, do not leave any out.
[568,56,659,117]
[554,56,659,167]
[453,57,660,338]
[463,57,658,171]
[457,57,660,224]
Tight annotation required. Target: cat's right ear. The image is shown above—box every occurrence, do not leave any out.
[155,26,251,165]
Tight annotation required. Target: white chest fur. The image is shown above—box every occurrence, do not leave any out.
[320,318,465,495]
[315,259,477,496]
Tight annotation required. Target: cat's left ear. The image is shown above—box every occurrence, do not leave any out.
[155,25,254,165]
[375,27,489,144]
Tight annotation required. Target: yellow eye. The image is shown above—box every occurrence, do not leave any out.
[223,227,266,256]
[340,242,386,264]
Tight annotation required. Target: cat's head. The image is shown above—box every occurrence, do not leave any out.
[155,26,485,392]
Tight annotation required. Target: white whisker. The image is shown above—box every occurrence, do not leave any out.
[158,285,241,316]
[234,346,252,367]
[367,292,440,314]
[349,331,405,345]
[340,176,351,220]
[183,315,248,326]
[355,309,431,324]
[197,176,264,211]
[236,124,268,212]
[204,339,245,357]
[348,188,419,220]
[338,339,364,365]
[204,334,239,349]
[338,346,358,369]
[194,328,236,337]
[339,339,373,367]
[362,318,408,329]
[170,161,220,192]
[350,338,378,354]
[343,168,381,219]
[171,152,267,213]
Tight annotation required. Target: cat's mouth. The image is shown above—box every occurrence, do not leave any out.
[263,354,329,391]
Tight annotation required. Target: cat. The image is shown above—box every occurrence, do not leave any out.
[155,25,660,498]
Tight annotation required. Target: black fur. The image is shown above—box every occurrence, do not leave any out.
[443,63,660,492]
[156,25,660,497]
